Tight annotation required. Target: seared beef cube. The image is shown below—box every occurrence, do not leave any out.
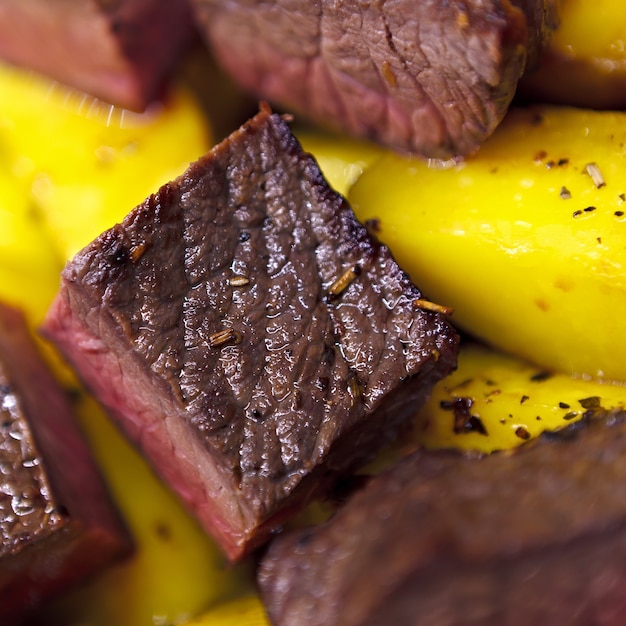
[42,106,458,560]
[0,302,131,621]
[259,411,626,626]
[0,0,195,111]
[191,0,558,157]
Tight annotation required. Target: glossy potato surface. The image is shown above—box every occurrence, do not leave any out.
[348,106,626,381]
[413,342,626,454]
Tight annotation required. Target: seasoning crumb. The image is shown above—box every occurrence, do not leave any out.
[229,275,250,287]
[208,328,242,348]
[347,371,364,405]
[413,299,454,316]
[583,206,596,213]
[515,426,531,440]
[615,210,625,217]
[578,396,602,410]
[563,411,579,421]
[559,186,571,200]
[557,158,569,167]
[441,397,488,436]
[619,193,625,202]
[585,162,606,188]
[573,210,583,218]
[520,394,529,404]
[381,60,397,88]
[364,218,381,235]
[327,265,361,300]
[533,150,547,162]
[558,402,570,409]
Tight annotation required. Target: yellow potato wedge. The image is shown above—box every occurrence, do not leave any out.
[412,342,626,454]
[295,126,384,197]
[0,61,212,260]
[182,594,269,626]
[348,106,626,381]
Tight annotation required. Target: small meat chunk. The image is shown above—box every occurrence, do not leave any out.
[259,410,626,626]
[42,106,458,560]
[0,0,195,110]
[0,302,131,621]
[191,0,558,157]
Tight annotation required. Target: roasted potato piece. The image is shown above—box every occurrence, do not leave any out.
[520,0,626,108]
[181,594,269,626]
[0,61,211,260]
[348,106,626,382]
[413,342,626,454]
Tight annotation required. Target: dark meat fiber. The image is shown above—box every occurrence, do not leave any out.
[42,106,459,560]
[0,302,131,622]
[259,410,626,626]
[191,0,558,158]
[0,0,195,111]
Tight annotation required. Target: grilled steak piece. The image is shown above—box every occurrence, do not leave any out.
[0,0,195,111]
[42,106,459,561]
[259,410,626,626]
[0,302,131,621]
[191,0,558,158]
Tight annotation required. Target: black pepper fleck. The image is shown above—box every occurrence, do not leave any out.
[530,371,552,382]
[578,396,602,410]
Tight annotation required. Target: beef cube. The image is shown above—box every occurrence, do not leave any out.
[42,106,458,560]
[0,0,195,111]
[259,410,626,626]
[0,302,131,621]
[190,0,558,157]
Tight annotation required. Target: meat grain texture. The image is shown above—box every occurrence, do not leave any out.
[43,106,458,560]
[0,302,132,622]
[260,410,626,626]
[192,0,558,157]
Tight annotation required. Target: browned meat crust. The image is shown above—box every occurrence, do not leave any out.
[43,106,458,560]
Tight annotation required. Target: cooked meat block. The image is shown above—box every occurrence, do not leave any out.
[0,0,195,111]
[190,0,558,158]
[259,409,626,626]
[0,302,131,621]
[42,106,459,561]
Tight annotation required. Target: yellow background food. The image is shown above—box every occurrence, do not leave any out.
[348,107,626,382]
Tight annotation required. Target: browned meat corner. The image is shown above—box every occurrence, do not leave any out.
[0,0,196,111]
[0,302,132,622]
[42,106,459,561]
[190,0,558,158]
[259,410,626,626]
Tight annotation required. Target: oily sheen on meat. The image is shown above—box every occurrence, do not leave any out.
[260,410,626,626]
[0,302,131,620]
[43,107,458,560]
